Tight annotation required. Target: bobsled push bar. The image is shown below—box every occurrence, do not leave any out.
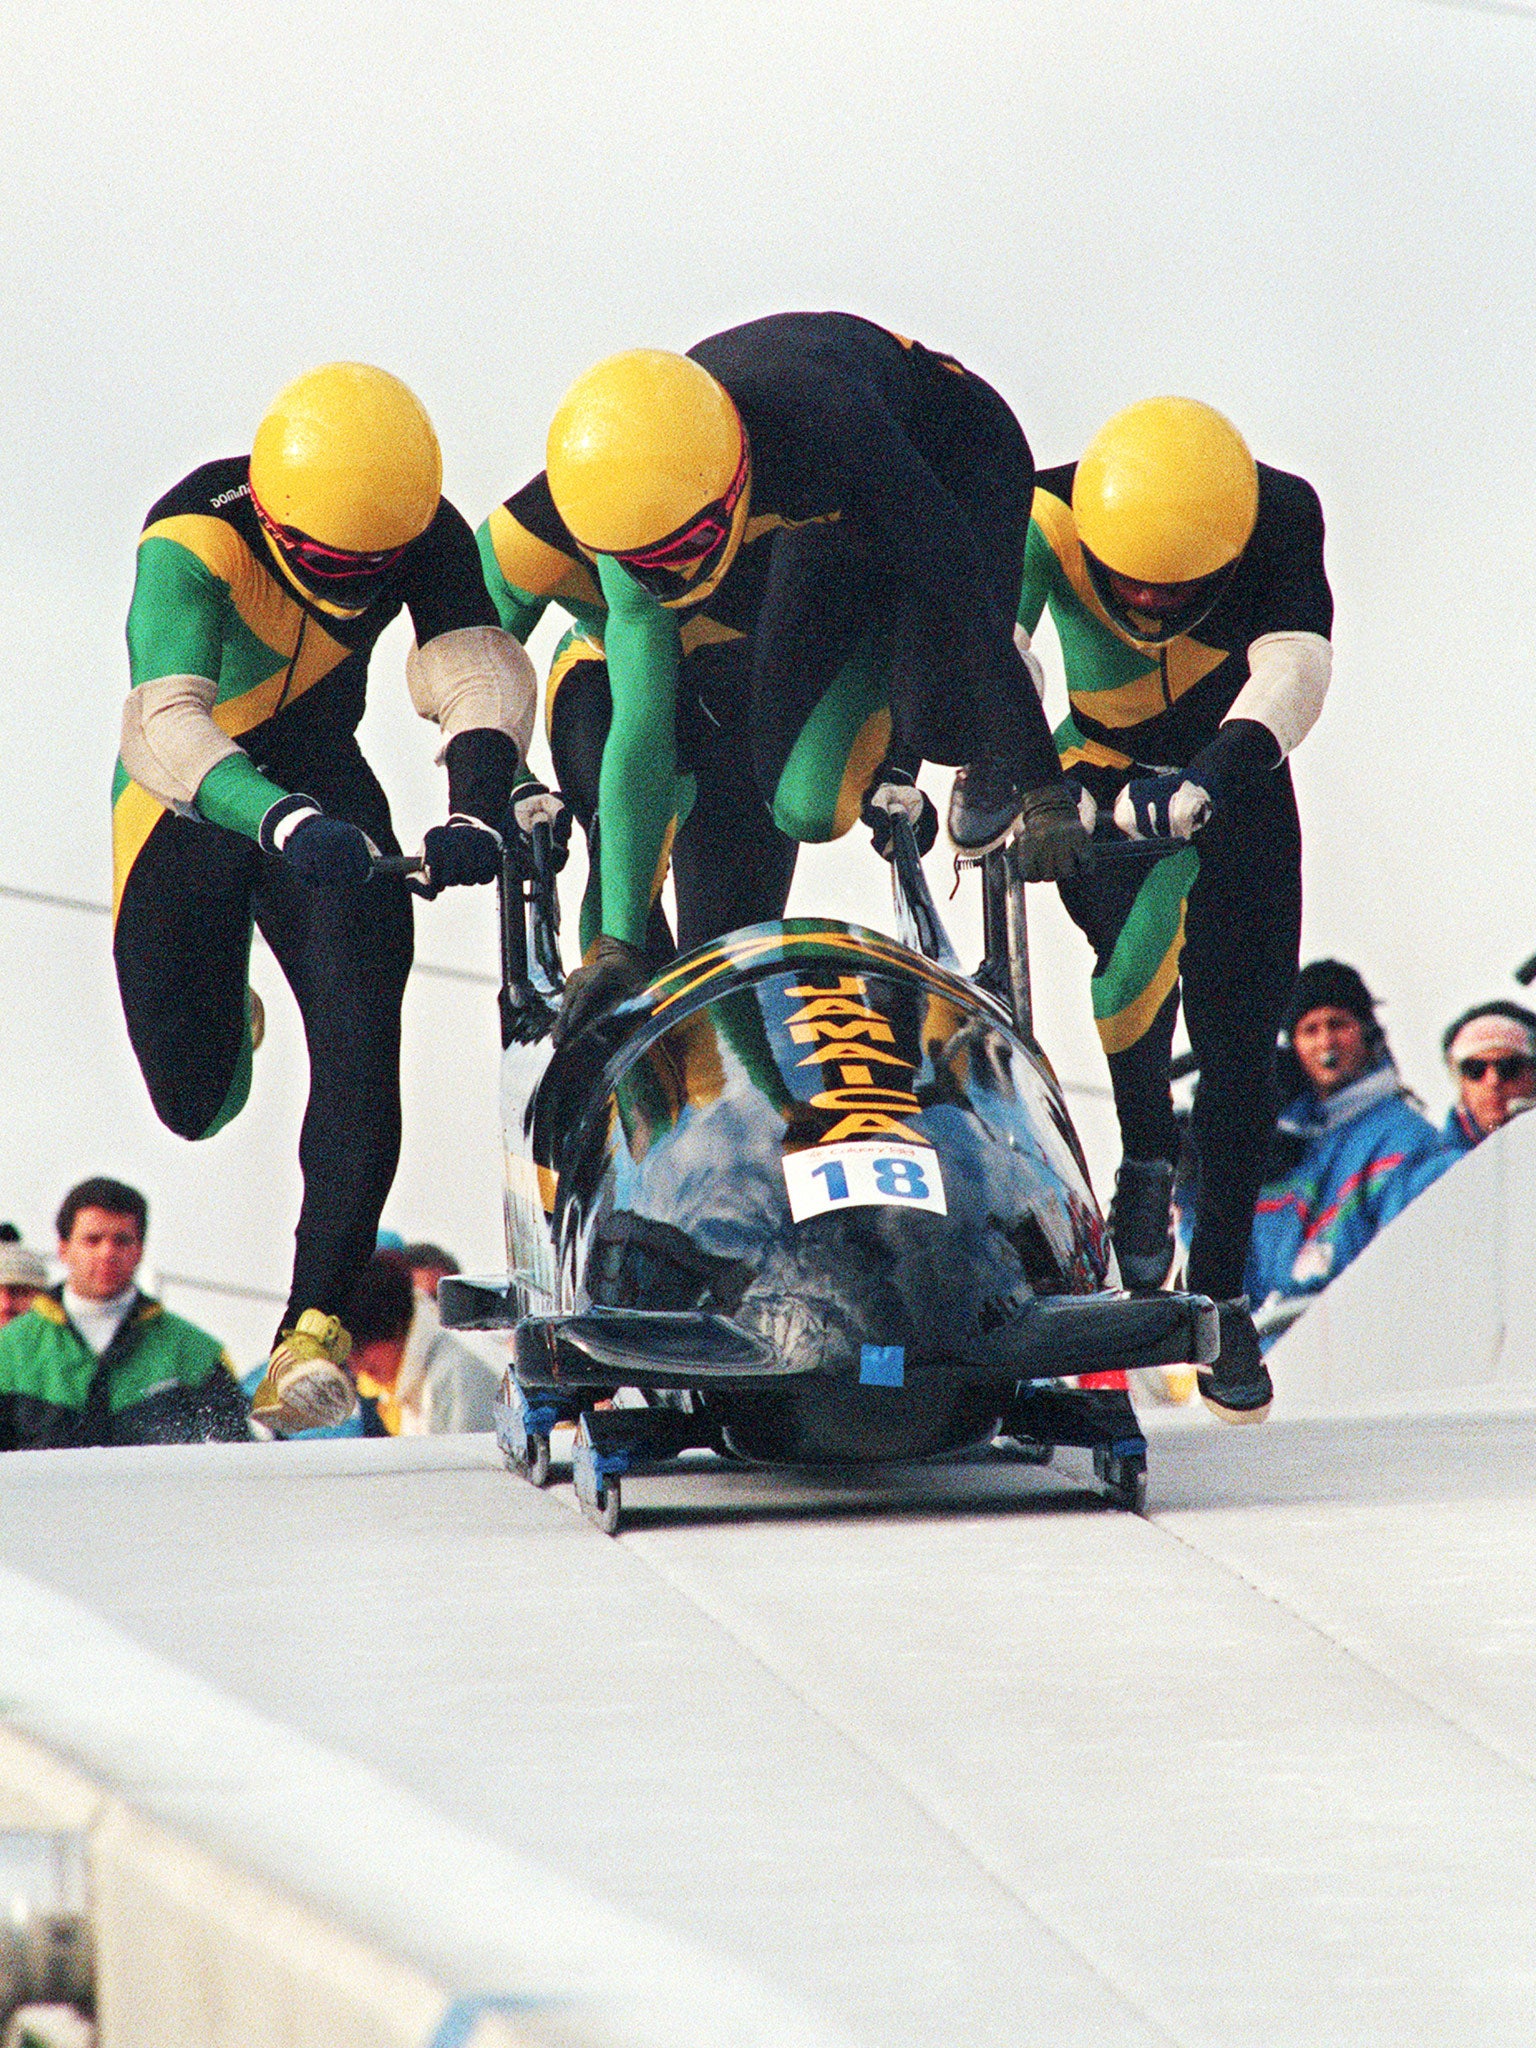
[440,1280,1218,1389]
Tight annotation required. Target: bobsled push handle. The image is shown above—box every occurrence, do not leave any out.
[497,816,565,1047]
[887,810,963,972]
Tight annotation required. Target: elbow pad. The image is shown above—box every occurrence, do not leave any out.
[406,625,537,761]
[119,673,241,812]
[1225,631,1332,758]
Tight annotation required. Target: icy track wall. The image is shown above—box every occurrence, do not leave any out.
[0,1545,852,2048]
[1270,1106,1536,1416]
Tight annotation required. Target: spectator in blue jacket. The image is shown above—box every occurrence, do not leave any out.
[1245,961,1442,1347]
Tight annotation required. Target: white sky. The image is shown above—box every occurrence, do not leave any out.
[2,0,1534,1357]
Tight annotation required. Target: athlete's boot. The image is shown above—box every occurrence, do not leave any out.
[1197,1297,1273,1424]
[948,758,1032,857]
[1107,1157,1176,1293]
[250,1310,357,1435]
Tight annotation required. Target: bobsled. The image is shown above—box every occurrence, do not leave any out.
[440,817,1217,1531]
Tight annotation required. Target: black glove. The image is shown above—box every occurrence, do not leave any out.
[508,781,574,879]
[862,768,939,860]
[420,815,503,897]
[553,935,654,1046]
[1014,784,1092,881]
[258,795,374,886]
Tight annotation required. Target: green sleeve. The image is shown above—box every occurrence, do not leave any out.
[126,535,289,838]
[1016,517,1056,637]
[194,753,290,839]
[126,535,228,685]
[594,556,684,949]
[476,519,548,642]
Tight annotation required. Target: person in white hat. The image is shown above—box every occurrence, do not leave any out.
[1436,1003,1536,1159]
[0,1229,46,1327]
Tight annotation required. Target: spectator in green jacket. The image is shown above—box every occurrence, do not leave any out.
[0,1177,250,1450]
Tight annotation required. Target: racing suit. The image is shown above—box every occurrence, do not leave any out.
[115,458,527,1332]
[479,471,798,958]
[490,312,1056,955]
[1019,460,1333,1301]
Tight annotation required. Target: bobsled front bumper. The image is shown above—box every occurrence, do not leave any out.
[442,1276,1218,1392]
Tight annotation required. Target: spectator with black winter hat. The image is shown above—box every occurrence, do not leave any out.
[1244,960,1442,1347]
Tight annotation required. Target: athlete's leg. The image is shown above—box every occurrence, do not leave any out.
[670,752,798,950]
[1179,773,1303,1303]
[250,748,414,1332]
[1059,841,1202,1166]
[1058,828,1201,1288]
[888,365,1040,768]
[547,629,678,960]
[751,526,895,842]
[113,810,262,1141]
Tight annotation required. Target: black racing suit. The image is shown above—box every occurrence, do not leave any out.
[492,312,1056,952]
[115,457,514,1335]
[478,470,798,958]
[1019,460,1333,1301]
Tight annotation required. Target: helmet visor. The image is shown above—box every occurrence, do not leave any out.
[252,492,409,609]
[1081,546,1237,646]
[612,441,749,605]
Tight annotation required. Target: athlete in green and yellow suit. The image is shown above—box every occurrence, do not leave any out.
[114,364,536,1435]
[477,467,800,964]
[1018,398,1333,1421]
[528,313,1082,1040]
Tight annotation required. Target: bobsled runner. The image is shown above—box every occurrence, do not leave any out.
[439,815,1217,1532]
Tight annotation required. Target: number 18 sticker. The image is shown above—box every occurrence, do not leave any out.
[782,1141,947,1222]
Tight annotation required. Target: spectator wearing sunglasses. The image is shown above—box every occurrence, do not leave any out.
[529,313,1074,1041]
[1429,1003,1536,1166]
[113,364,537,1435]
[1243,961,1442,1348]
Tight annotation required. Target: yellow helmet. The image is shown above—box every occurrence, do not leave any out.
[546,350,750,607]
[1072,398,1258,644]
[250,364,442,610]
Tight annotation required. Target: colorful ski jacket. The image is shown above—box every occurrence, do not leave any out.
[1245,1061,1442,1337]
[0,1288,249,1451]
[1019,461,1332,776]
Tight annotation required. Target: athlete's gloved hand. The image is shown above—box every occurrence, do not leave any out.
[862,768,938,860]
[258,794,375,886]
[419,814,503,897]
[1014,783,1093,881]
[508,781,574,879]
[553,935,654,1046]
[1113,773,1213,842]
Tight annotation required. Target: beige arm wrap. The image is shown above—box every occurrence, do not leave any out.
[119,672,242,812]
[406,625,537,763]
[1226,631,1332,758]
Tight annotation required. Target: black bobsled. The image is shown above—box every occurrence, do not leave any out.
[440,816,1217,1531]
